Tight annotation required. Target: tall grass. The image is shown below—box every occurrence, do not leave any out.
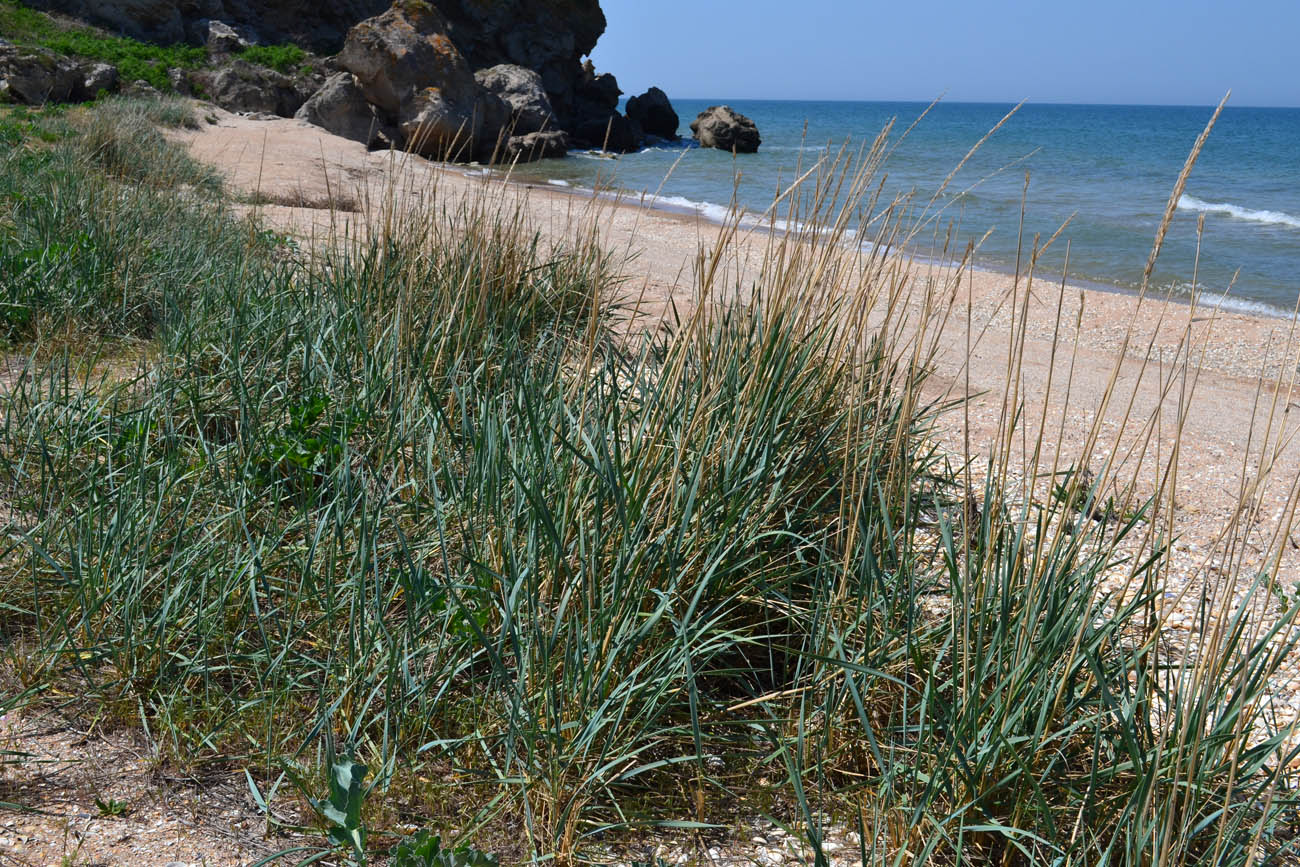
[1,96,1299,865]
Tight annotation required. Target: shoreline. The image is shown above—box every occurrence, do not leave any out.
[501,154,1300,323]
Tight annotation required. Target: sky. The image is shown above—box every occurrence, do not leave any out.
[590,0,1300,108]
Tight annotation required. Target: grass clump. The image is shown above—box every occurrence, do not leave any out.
[0,97,240,344]
[1,97,1299,867]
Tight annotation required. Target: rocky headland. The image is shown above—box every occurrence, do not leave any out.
[0,0,713,162]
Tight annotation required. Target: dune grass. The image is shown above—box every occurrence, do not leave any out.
[1,96,1300,865]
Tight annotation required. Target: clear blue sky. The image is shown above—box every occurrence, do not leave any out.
[590,1,1300,107]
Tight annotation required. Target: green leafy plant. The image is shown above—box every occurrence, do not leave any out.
[94,796,130,817]
[313,758,369,863]
[389,832,498,867]
[239,43,308,74]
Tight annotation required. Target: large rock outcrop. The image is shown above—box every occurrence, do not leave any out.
[192,59,319,116]
[474,64,555,134]
[427,0,603,126]
[294,70,390,145]
[691,105,761,154]
[626,86,678,141]
[337,1,500,159]
[0,41,120,104]
[567,63,639,151]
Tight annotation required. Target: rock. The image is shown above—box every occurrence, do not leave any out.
[167,66,191,95]
[568,65,641,151]
[294,71,386,146]
[474,64,555,134]
[501,129,567,163]
[0,44,82,104]
[339,1,497,160]
[427,0,605,125]
[626,86,678,140]
[76,61,119,100]
[690,104,761,153]
[194,60,315,117]
[204,19,258,53]
[123,78,161,98]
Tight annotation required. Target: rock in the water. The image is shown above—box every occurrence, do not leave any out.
[690,105,761,153]
[295,70,387,146]
[339,1,499,159]
[0,43,84,104]
[626,86,678,140]
[194,60,315,117]
[502,129,567,163]
[568,65,641,151]
[474,63,555,134]
[204,19,258,53]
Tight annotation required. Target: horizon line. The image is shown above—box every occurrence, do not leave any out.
[651,96,1300,111]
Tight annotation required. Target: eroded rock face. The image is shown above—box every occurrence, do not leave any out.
[475,64,555,134]
[626,86,678,141]
[338,0,491,159]
[431,0,604,124]
[502,129,567,162]
[203,19,259,53]
[193,59,317,116]
[568,65,640,151]
[0,43,119,104]
[294,70,386,145]
[691,105,761,154]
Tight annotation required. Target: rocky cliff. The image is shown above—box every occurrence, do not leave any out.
[6,0,685,159]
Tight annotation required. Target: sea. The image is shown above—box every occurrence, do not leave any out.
[509,99,1300,316]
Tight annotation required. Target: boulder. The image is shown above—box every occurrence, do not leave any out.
[339,1,499,160]
[626,86,678,140]
[204,19,259,53]
[194,60,316,116]
[76,62,120,100]
[167,66,191,94]
[0,44,83,104]
[474,63,554,134]
[690,105,761,154]
[501,130,567,163]
[294,71,387,145]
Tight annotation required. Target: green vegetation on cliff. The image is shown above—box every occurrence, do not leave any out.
[0,1,310,92]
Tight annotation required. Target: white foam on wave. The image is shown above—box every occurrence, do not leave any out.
[1178,195,1300,229]
[547,179,572,187]
[1164,281,1296,319]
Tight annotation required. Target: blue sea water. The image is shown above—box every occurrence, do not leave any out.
[510,100,1300,314]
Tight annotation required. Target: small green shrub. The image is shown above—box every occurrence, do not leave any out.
[239,43,308,74]
[390,832,498,867]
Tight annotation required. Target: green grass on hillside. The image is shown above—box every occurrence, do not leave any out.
[0,0,205,90]
[0,1,312,91]
[2,98,1299,866]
